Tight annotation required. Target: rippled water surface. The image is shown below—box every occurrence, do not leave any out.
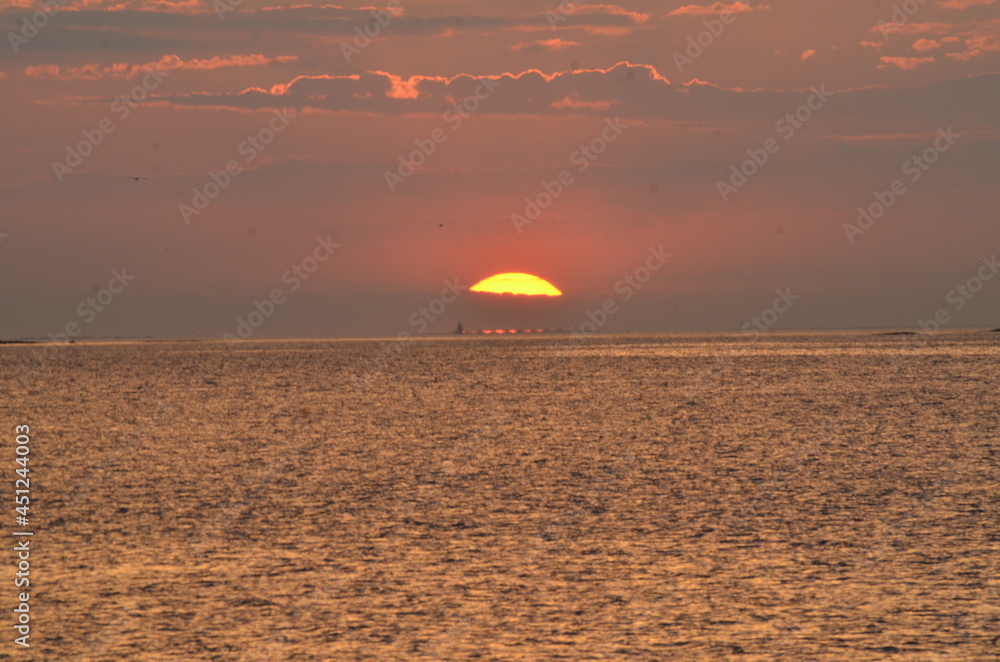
[3,332,999,660]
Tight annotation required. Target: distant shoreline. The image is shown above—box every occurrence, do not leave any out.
[4,327,1000,344]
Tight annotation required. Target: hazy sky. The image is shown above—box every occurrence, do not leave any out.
[1,0,998,338]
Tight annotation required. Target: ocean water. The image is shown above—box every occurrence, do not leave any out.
[2,332,998,661]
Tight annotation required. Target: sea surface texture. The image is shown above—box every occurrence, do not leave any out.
[2,332,998,661]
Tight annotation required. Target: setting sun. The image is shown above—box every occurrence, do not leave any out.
[470,272,563,296]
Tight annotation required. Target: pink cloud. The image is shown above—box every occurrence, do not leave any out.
[570,4,650,23]
[667,2,769,16]
[511,39,580,52]
[872,21,956,36]
[878,55,935,69]
[378,72,448,99]
[357,4,403,18]
[946,31,1000,59]
[580,26,636,36]
[85,61,993,136]
[912,38,942,50]
[938,0,996,8]
[877,19,1000,60]
[551,93,617,110]
[23,54,298,81]
[801,49,816,61]
[105,0,201,11]
[827,132,950,141]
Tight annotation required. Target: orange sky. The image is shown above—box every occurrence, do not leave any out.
[1,0,998,337]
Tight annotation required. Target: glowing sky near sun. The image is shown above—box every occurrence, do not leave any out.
[0,0,998,337]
